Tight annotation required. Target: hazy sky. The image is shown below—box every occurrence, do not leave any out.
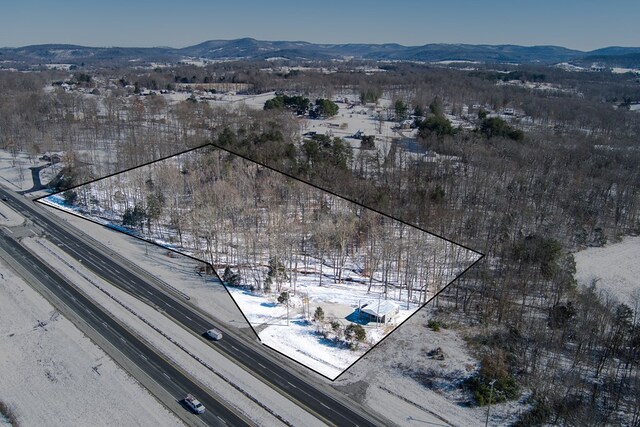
[1,0,638,50]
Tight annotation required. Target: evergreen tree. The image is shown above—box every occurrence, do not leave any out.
[313,306,325,322]
[62,189,78,205]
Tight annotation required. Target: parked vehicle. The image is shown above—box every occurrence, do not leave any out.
[184,394,205,414]
[205,328,223,340]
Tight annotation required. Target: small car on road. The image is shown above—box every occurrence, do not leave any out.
[205,328,223,340]
[184,394,205,414]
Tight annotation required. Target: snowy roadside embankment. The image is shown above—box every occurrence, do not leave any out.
[42,203,248,327]
[0,257,184,427]
[23,236,326,427]
[0,198,24,227]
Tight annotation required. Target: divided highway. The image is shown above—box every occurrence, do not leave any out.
[1,188,384,427]
[0,215,250,426]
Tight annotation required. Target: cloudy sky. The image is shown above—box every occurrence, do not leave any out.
[2,0,638,50]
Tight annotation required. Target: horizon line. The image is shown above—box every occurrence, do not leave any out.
[2,38,639,52]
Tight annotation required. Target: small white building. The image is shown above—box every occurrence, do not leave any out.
[361,300,399,324]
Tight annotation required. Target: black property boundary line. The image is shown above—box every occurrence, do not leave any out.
[33,144,258,339]
[36,194,258,342]
[208,142,483,257]
[36,141,486,383]
[34,142,214,196]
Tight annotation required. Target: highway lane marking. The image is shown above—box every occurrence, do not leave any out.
[217,416,227,424]
[2,227,13,234]
[184,315,192,321]
[163,373,171,380]
[287,381,297,389]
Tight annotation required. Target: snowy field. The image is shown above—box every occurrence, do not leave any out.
[574,236,640,305]
[0,150,41,192]
[228,270,426,379]
[0,149,67,198]
[230,281,418,379]
[0,256,184,427]
[202,89,423,158]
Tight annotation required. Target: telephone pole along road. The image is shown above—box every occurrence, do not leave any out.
[1,188,385,427]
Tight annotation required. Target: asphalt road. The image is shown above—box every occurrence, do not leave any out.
[1,189,383,427]
[0,217,249,427]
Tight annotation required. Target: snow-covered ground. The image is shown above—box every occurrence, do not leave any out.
[229,271,424,379]
[208,90,424,159]
[0,149,68,199]
[574,235,640,305]
[38,199,516,426]
[5,170,492,425]
[337,308,528,427]
[39,156,480,380]
[0,150,40,192]
[21,234,326,426]
[611,67,640,75]
[42,203,249,328]
[0,256,184,427]
[0,198,24,227]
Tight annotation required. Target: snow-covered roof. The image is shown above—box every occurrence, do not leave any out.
[361,300,399,317]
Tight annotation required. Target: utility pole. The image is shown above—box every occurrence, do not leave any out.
[376,291,381,328]
[485,379,496,427]
[286,295,290,326]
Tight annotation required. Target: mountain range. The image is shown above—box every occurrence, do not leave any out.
[1,38,639,67]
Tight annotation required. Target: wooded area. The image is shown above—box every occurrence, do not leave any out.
[60,145,479,352]
[2,59,639,425]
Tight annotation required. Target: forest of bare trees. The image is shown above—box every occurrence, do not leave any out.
[64,146,478,313]
[2,60,639,425]
[207,65,640,426]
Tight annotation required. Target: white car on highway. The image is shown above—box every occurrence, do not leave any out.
[205,328,223,340]
[184,394,205,414]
